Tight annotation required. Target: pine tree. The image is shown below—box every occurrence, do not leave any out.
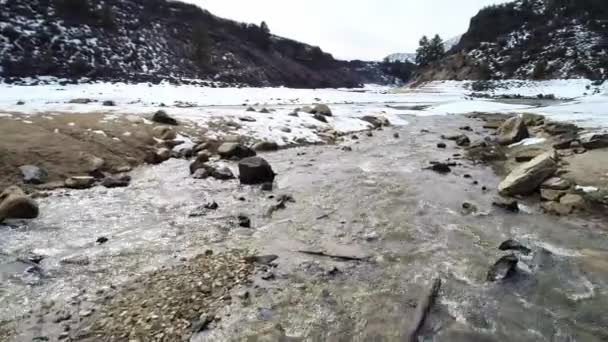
[415,36,430,66]
[428,34,445,62]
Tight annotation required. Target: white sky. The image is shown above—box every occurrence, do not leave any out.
[183,0,509,61]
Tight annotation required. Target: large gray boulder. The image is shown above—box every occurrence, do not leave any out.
[497,116,529,145]
[217,143,256,160]
[0,186,39,222]
[498,151,558,196]
[19,165,48,184]
[238,157,275,185]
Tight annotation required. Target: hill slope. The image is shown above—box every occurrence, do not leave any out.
[0,0,392,87]
[418,0,608,81]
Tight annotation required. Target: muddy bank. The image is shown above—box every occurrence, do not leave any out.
[1,113,608,341]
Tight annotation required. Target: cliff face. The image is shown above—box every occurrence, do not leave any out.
[0,0,393,87]
[418,0,608,81]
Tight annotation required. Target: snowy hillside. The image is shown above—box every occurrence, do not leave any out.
[385,53,417,64]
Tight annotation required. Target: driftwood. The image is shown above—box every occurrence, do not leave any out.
[405,277,442,342]
[297,249,368,262]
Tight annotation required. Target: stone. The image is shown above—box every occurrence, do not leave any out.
[455,135,470,147]
[540,189,565,202]
[0,186,39,222]
[244,255,278,265]
[487,254,518,282]
[144,148,171,164]
[101,175,131,188]
[79,152,105,174]
[253,141,279,152]
[246,106,256,112]
[65,176,95,189]
[393,132,400,138]
[238,156,275,185]
[238,214,251,228]
[301,106,314,113]
[579,132,608,150]
[19,165,48,184]
[204,201,219,210]
[239,116,256,122]
[560,194,585,209]
[312,113,328,123]
[152,110,178,125]
[16,100,25,105]
[499,240,531,254]
[543,121,579,136]
[492,199,519,212]
[437,142,447,149]
[341,146,353,152]
[366,131,373,137]
[360,115,390,128]
[311,104,332,116]
[514,148,544,162]
[521,113,545,126]
[217,143,256,160]
[541,177,571,191]
[496,117,529,145]
[96,236,109,244]
[498,151,558,196]
[212,166,235,180]
[102,100,116,106]
[427,163,451,174]
[152,126,177,140]
[189,153,211,174]
[483,120,504,129]
[541,201,573,216]
[69,98,93,104]
[192,166,213,179]
[261,182,273,191]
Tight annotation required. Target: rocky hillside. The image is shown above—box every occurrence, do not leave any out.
[0,0,393,87]
[418,0,608,81]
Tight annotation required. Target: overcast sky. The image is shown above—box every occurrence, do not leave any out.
[183,0,509,61]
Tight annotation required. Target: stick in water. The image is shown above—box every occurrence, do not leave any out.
[406,277,442,342]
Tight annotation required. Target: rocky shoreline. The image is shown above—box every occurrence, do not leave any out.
[1,108,607,341]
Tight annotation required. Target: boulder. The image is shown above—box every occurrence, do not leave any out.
[311,104,332,116]
[101,175,131,188]
[189,153,211,174]
[492,199,519,212]
[437,142,447,149]
[487,254,518,282]
[499,240,531,254]
[152,110,178,125]
[192,166,214,179]
[541,177,571,191]
[212,166,235,180]
[521,113,545,126]
[541,201,573,216]
[514,148,544,163]
[496,117,529,145]
[238,157,276,185]
[456,135,470,147]
[152,126,177,140]
[360,115,390,128]
[253,141,279,152]
[560,194,585,210]
[301,106,314,114]
[217,143,256,160]
[19,165,48,184]
[543,121,579,136]
[579,132,608,150]
[312,113,327,123]
[65,176,95,189]
[0,186,39,222]
[540,189,566,202]
[144,148,171,165]
[498,151,558,196]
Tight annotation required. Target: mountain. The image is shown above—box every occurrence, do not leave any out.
[0,0,394,87]
[417,0,608,81]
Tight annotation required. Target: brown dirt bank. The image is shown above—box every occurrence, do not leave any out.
[0,112,204,191]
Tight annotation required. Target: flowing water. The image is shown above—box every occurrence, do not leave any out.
[1,114,607,341]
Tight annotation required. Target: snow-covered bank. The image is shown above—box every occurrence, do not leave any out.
[0,79,606,146]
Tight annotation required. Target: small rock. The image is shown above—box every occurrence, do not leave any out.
[238,157,276,185]
[351,135,359,140]
[212,166,235,180]
[191,314,214,333]
[560,194,585,209]
[189,152,211,174]
[144,148,171,165]
[96,236,109,244]
[455,135,470,147]
[69,98,93,104]
[65,176,95,190]
[259,108,271,114]
[341,146,353,152]
[541,177,571,191]
[16,100,25,105]
[239,116,256,122]
[541,201,573,215]
[204,201,218,210]
[366,131,373,137]
[217,143,256,160]
[101,175,131,188]
[253,141,279,152]
[79,152,105,174]
[492,199,519,212]
[246,106,256,112]
[499,239,531,254]
[487,254,518,282]
[540,189,566,202]
[0,186,39,222]
[437,142,447,149]
[360,115,390,128]
[19,165,48,184]
[427,163,451,174]
[238,215,251,228]
[244,255,278,265]
[311,104,332,116]
[102,100,116,106]
[152,110,178,125]
[393,132,400,138]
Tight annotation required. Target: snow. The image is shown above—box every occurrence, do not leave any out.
[0,79,607,145]
[509,137,547,147]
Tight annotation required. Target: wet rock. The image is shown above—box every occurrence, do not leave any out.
[204,201,219,210]
[27,254,45,264]
[466,140,507,162]
[144,148,171,165]
[288,111,298,117]
[253,141,279,152]
[212,166,235,180]
[312,113,328,123]
[19,165,48,184]
[101,175,131,188]
[189,152,211,174]
[69,98,93,104]
[393,132,400,138]
[0,186,39,222]
[360,115,390,128]
[541,177,571,191]
[521,113,545,127]
[238,156,276,185]
[540,189,566,202]
[426,162,451,174]
[498,151,558,196]
[102,100,116,106]
[152,110,178,125]
[437,142,447,149]
[579,132,608,150]
[487,254,518,282]
[261,182,273,191]
[152,126,177,140]
[497,116,529,145]
[499,239,531,254]
[65,176,95,189]
[217,143,256,160]
[239,116,256,122]
[238,214,251,228]
[492,198,519,212]
[192,165,214,179]
[311,104,332,116]
[461,202,478,215]
[96,236,109,244]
